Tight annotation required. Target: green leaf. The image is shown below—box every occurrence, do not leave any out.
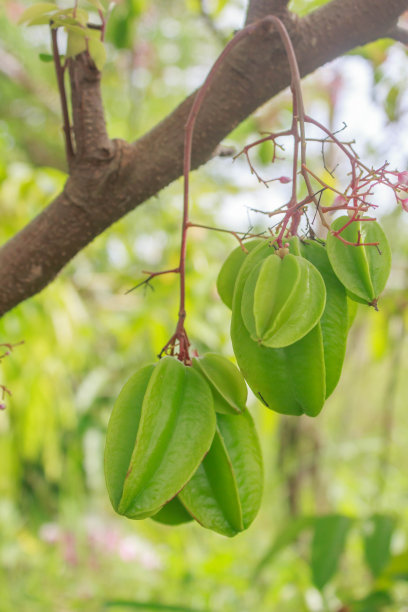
[18,2,57,25]
[254,516,315,576]
[38,53,54,63]
[55,8,89,25]
[348,590,393,612]
[363,514,396,577]
[385,85,400,122]
[289,0,331,17]
[311,514,353,590]
[382,550,408,581]
[213,0,229,15]
[88,37,107,71]
[26,15,55,26]
[86,0,106,12]
[66,29,87,59]
[64,23,88,36]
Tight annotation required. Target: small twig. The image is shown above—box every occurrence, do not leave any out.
[187,221,267,241]
[0,341,24,361]
[125,268,179,294]
[50,25,75,164]
[98,9,106,41]
[0,341,23,410]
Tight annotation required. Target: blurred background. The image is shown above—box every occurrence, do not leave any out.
[0,1,408,610]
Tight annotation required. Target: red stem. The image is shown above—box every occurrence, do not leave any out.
[182,15,305,281]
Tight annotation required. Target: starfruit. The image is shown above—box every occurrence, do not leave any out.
[298,239,349,398]
[347,297,358,331]
[217,239,263,309]
[231,240,326,416]
[178,409,263,537]
[219,236,351,414]
[240,251,326,348]
[151,497,193,526]
[104,356,216,519]
[326,216,391,307]
[191,352,247,415]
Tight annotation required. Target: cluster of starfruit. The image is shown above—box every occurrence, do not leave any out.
[104,353,263,537]
[104,215,390,536]
[217,216,391,417]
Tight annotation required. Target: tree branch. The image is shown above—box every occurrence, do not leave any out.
[0,0,406,317]
[68,53,114,162]
[387,24,408,45]
[245,0,290,25]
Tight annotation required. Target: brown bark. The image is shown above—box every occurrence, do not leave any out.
[0,0,406,317]
[245,0,290,24]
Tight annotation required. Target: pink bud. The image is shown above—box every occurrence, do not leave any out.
[333,195,347,207]
[279,176,291,184]
[398,171,408,187]
[0,403,5,410]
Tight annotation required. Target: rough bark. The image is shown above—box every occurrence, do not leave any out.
[0,0,407,317]
[245,0,290,24]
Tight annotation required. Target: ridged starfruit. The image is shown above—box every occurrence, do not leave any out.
[191,352,247,415]
[231,240,326,416]
[216,239,262,309]
[178,409,263,537]
[104,356,216,519]
[151,497,193,526]
[240,251,326,348]
[298,239,349,398]
[326,216,391,307]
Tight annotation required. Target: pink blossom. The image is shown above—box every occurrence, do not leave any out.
[401,198,408,212]
[63,531,78,566]
[279,176,291,184]
[397,171,408,187]
[332,195,347,207]
[117,535,162,569]
[39,523,61,544]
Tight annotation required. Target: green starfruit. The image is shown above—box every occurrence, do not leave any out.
[231,241,326,416]
[192,352,247,415]
[178,410,263,537]
[298,239,349,398]
[151,497,193,526]
[216,239,263,309]
[104,356,216,519]
[326,216,391,307]
[240,251,326,348]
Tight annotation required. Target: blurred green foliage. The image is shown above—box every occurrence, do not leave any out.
[1,0,408,610]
